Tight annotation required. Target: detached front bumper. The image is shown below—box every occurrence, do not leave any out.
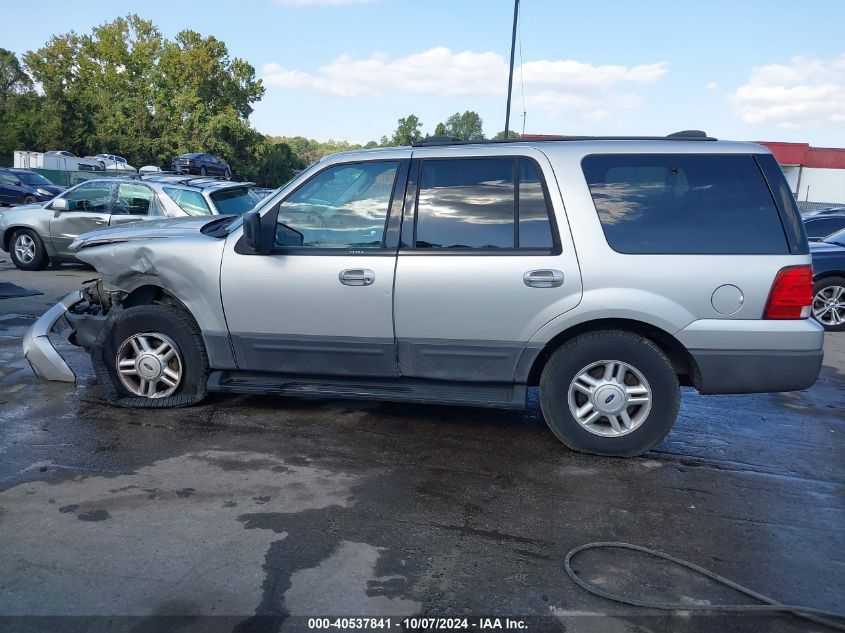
[22,290,85,382]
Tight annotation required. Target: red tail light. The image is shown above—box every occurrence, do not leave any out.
[764,265,813,319]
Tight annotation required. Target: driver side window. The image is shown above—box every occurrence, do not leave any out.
[275,161,398,249]
[61,181,114,212]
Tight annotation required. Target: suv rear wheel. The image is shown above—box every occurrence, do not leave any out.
[91,305,209,408]
[539,330,680,457]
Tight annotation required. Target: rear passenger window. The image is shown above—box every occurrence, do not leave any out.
[582,154,789,254]
[415,157,554,250]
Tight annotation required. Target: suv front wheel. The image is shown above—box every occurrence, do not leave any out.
[539,330,680,457]
[92,305,209,408]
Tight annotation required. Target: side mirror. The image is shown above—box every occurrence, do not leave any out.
[52,197,68,211]
[242,211,273,254]
[14,180,22,187]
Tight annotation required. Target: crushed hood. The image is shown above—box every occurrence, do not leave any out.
[70,216,221,251]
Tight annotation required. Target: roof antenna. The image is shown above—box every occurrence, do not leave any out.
[504,0,520,139]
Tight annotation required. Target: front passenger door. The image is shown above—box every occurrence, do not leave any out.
[49,181,116,256]
[112,182,157,225]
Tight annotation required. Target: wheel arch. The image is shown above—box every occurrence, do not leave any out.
[525,317,699,388]
[814,270,845,282]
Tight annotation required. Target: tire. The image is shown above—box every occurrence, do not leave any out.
[812,277,845,331]
[9,228,49,270]
[224,168,231,181]
[200,166,207,176]
[539,330,680,457]
[91,305,209,408]
[23,195,37,205]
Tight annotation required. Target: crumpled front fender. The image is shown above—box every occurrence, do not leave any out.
[22,290,84,382]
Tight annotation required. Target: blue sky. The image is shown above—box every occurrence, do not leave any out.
[5,0,845,145]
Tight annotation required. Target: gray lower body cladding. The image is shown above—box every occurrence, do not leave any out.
[690,349,824,394]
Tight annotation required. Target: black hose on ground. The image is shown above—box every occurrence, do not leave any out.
[564,542,845,631]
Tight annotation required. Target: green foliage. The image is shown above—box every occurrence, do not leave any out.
[0,48,33,100]
[3,14,267,177]
[437,111,485,141]
[390,114,423,146]
[493,130,521,140]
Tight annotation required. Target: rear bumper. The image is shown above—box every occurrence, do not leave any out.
[689,349,824,394]
[677,319,825,394]
[22,290,84,382]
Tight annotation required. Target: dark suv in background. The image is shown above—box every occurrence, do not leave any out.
[171,153,231,180]
[0,168,65,205]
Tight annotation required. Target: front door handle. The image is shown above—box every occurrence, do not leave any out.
[523,269,564,288]
[339,268,375,286]
[90,218,107,225]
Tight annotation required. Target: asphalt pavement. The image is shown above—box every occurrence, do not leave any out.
[0,259,843,633]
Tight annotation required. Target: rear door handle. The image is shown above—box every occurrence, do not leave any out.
[91,218,107,225]
[523,269,564,288]
[339,268,375,286]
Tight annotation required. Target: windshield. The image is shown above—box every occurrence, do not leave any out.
[16,172,54,186]
[824,228,845,247]
[209,187,260,215]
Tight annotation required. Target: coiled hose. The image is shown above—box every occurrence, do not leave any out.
[565,542,845,631]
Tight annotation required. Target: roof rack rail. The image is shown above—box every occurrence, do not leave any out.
[406,131,717,148]
[412,135,464,147]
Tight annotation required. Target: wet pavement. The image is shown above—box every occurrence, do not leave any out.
[0,259,843,633]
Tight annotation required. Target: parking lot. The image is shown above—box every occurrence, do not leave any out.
[1,259,844,632]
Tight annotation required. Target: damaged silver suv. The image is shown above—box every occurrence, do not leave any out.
[23,133,824,457]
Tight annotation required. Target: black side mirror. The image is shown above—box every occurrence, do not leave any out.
[243,211,264,252]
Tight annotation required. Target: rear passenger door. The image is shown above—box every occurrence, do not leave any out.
[393,148,583,382]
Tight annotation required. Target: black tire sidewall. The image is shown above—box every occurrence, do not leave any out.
[23,196,37,204]
[10,229,48,270]
[540,331,680,457]
[95,306,208,406]
[200,166,207,176]
[813,277,845,332]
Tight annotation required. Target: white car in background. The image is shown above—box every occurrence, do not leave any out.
[94,154,137,172]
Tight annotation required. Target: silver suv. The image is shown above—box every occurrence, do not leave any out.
[23,133,824,456]
[0,175,259,270]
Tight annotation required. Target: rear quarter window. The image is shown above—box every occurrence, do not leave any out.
[581,153,790,255]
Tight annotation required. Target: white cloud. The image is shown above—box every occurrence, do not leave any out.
[729,54,845,128]
[262,47,667,120]
[706,81,718,91]
[277,0,373,5]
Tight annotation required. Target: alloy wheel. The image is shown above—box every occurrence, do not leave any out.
[14,234,36,264]
[567,360,652,437]
[115,332,183,398]
[813,285,845,327]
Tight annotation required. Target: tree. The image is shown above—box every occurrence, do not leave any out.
[438,111,485,141]
[258,141,302,188]
[0,48,33,101]
[390,114,423,146]
[21,14,266,172]
[493,130,520,140]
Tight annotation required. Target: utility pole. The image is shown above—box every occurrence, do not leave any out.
[504,0,520,139]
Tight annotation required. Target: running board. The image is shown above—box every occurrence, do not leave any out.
[207,371,527,410]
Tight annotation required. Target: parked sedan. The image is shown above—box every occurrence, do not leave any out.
[171,153,231,179]
[0,168,65,206]
[803,212,845,241]
[0,176,258,270]
[809,228,845,331]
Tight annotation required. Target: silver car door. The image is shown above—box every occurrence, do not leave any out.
[220,153,411,376]
[48,181,116,256]
[393,148,583,382]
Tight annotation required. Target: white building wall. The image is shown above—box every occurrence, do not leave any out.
[793,167,845,204]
